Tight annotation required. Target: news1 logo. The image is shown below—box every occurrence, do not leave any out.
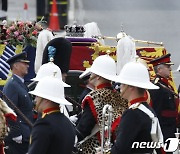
[163,138,179,152]
[132,138,179,152]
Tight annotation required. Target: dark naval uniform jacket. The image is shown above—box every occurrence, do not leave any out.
[28,107,75,154]
[111,98,154,154]
[3,74,34,142]
[149,75,178,140]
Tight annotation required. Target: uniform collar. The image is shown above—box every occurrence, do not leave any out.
[14,74,24,83]
[42,107,60,118]
[156,75,168,86]
[129,96,147,106]
[96,82,112,89]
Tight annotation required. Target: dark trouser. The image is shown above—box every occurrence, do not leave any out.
[4,141,29,154]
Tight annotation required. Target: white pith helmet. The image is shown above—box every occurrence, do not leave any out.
[113,61,159,89]
[31,62,70,87]
[29,76,72,106]
[79,55,116,81]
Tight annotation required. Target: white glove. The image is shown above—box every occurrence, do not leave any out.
[69,114,78,123]
[12,135,22,144]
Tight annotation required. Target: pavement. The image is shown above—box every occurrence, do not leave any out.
[7,0,74,23]
[7,0,36,21]
[6,0,74,37]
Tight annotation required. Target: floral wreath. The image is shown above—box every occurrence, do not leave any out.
[0,20,44,47]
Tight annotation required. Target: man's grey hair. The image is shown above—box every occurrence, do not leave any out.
[153,64,164,74]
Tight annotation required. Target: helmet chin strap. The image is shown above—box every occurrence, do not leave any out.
[89,74,97,82]
[35,97,43,112]
[120,84,129,98]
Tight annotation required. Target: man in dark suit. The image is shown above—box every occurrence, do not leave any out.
[3,52,34,154]
[149,54,178,149]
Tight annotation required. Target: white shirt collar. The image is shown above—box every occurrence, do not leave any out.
[14,74,24,83]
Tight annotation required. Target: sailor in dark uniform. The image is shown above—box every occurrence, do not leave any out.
[75,55,128,154]
[72,74,94,125]
[110,60,163,154]
[3,52,34,154]
[149,54,178,144]
[28,76,75,154]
